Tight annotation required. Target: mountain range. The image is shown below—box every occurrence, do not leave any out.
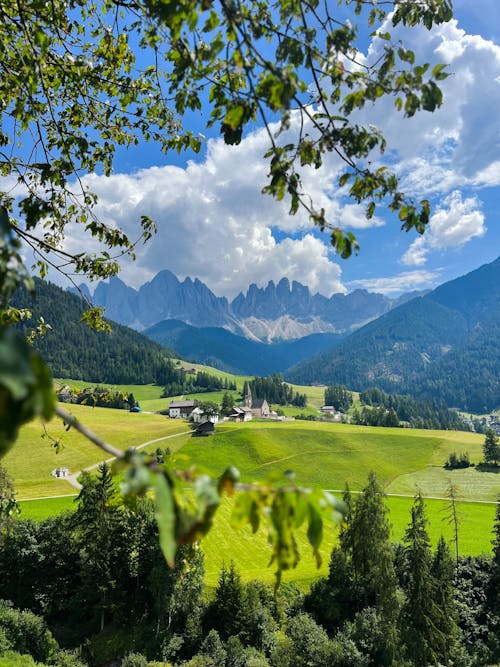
[79,271,423,342]
[287,256,500,412]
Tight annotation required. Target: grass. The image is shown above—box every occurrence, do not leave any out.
[10,414,496,589]
[178,421,482,491]
[18,495,77,519]
[2,403,189,499]
[6,404,496,586]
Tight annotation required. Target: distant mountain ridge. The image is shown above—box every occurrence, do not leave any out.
[287,256,500,412]
[80,270,424,342]
[144,319,344,375]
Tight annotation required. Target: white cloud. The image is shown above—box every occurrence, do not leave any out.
[402,191,485,266]
[75,145,347,298]
[349,270,440,295]
[356,18,500,194]
[27,13,500,295]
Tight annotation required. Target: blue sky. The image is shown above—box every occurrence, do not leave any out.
[69,2,500,300]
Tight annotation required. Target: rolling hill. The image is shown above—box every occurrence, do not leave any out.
[287,256,500,412]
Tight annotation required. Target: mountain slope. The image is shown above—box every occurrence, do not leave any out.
[144,319,344,375]
[287,256,500,411]
[13,280,175,384]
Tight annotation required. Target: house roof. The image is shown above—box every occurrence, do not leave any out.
[252,398,268,408]
[169,400,198,409]
[196,421,215,432]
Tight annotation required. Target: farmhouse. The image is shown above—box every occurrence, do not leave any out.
[228,406,253,422]
[168,399,198,419]
[191,406,219,424]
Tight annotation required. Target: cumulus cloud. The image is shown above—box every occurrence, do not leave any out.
[402,191,486,266]
[357,17,500,194]
[75,142,347,298]
[46,13,499,295]
[349,270,440,295]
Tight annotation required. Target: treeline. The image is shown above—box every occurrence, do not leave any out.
[324,385,353,412]
[248,374,306,407]
[159,361,237,397]
[58,386,138,410]
[13,279,176,384]
[3,467,500,666]
[358,387,465,430]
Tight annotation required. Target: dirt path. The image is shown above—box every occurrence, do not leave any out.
[65,430,191,490]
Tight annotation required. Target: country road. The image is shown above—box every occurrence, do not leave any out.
[64,429,191,490]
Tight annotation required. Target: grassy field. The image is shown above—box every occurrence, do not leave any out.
[6,404,497,586]
[3,403,189,499]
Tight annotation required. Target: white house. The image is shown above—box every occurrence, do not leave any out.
[169,399,198,419]
[191,406,219,424]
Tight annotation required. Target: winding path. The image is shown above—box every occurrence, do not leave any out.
[64,430,191,490]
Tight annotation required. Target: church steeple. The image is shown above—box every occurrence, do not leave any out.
[244,381,252,409]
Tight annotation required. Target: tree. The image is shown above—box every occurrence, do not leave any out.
[73,463,121,632]
[221,392,235,416]
[0,463,18,529]
[483,429,500,466]
[401,494,444,667]
[0,0,454,577]
[430,536,461,666]
[324,385,353,413]
[205,562,248,642]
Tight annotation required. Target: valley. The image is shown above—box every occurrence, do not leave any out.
[5,399,497,590]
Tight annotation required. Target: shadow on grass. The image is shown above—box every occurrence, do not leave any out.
[475,462,500,473]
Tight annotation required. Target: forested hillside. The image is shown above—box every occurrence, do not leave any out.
[287,257,500,412]
[145,318,343,375]
[13,280,176,384]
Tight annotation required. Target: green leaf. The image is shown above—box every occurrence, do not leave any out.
[155,473,177,567]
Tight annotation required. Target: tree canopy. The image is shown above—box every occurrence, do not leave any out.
[0,0,454,577]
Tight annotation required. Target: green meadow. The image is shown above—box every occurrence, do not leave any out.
[6,403,497,586]
[3,403,189,499]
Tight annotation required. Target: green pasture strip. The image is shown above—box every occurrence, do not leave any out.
[19,495,77,520]
[178,422,472,491]
[202,494,497,588]
[171,361,253,389]
[3,404,188,499]
[386,464,500,502]
[276,405,320,418]
[386,495,496,556]
[201,495,338,589]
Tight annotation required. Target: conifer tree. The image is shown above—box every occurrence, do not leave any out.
[431,536,461,666]
[345,472,398,613]
[483,429,500,466]
[206,562,249,641]
[488,499,500,614]
[401,494,444,666]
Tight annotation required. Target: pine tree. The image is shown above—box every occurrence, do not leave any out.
[401,494,444,666]
[431,536,461,666]
[483,429,500,465]
[345,472,398,614]
[207,562,248,641]
[489,500,500,612]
